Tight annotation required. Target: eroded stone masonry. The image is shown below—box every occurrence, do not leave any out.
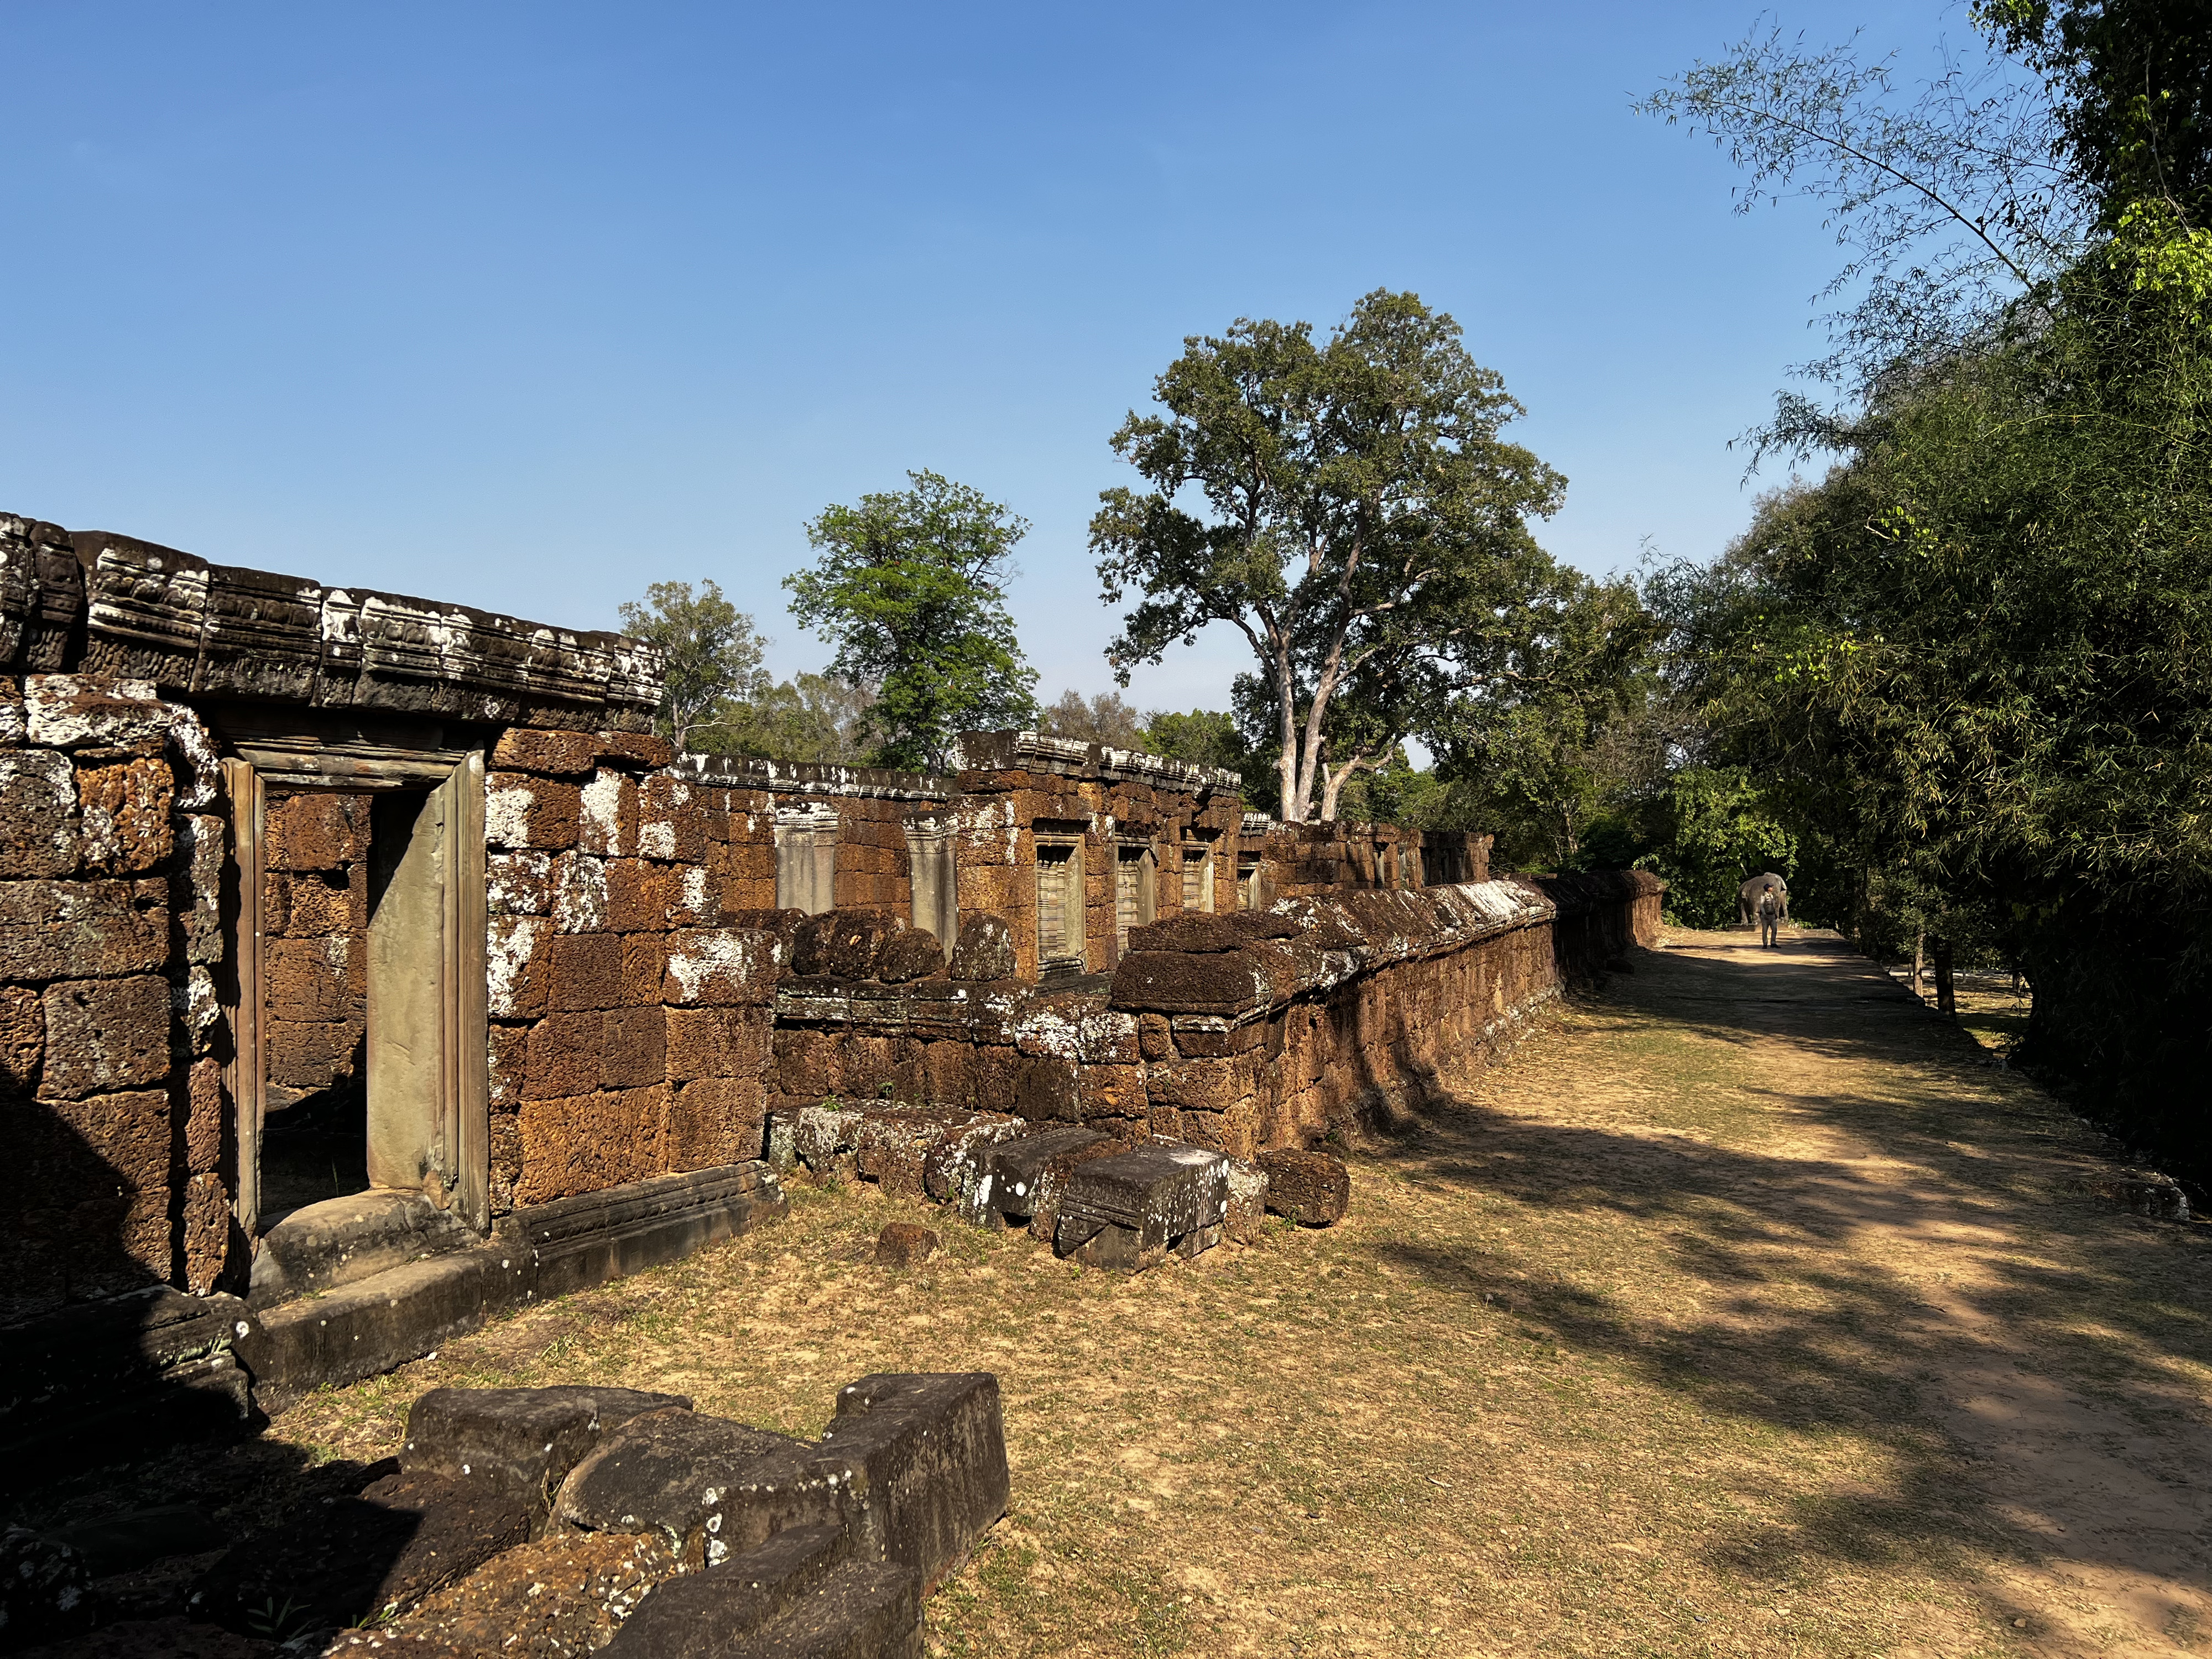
[0,509,1660,1472]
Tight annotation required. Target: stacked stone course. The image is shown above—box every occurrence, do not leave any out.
[481,728,778,1212]
[0,671,228,1324]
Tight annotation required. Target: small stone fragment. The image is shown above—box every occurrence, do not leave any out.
[1256,1148,1351,1226]
[875,1222,940,1266]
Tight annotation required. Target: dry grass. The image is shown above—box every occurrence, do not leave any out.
[252,928,2212,1657]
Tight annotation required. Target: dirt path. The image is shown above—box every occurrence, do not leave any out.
[268,927,2210,1657]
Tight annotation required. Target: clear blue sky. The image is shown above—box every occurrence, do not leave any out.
[0,2,1957,712]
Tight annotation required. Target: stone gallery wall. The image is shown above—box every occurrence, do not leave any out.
[1248,820,1493,903]
[0,674,229,1323]
[481,730,781,1212]
[948,763,1244,980]
[764,875,1659,1161]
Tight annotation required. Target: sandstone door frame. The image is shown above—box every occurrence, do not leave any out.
[220,735,489,1238]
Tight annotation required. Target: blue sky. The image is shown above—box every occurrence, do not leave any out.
[0,2,1961,712]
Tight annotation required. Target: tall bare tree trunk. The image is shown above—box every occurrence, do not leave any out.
[1932,936,1957,1017]
[1912,928,1925,994]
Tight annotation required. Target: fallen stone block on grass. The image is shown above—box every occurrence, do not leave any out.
[875,1222,940,1266]
[1256,1148,1350,1226]
[985,1123,1112,1237]
[400,1385,693,1524]
[1053,1141,1229,1269]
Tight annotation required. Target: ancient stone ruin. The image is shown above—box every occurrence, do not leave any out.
[0,507,1660,1476]
[6,1372,1008,1657]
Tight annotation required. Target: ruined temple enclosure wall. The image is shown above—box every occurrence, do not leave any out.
[1250,821,1492,905]
[0,674,228,1324]
[481,732,780,1211]
[764,874,1659,1161]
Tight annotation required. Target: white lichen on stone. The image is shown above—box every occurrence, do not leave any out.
[483,779,537,849]
[580,769,627,855]
[553,853,608,933]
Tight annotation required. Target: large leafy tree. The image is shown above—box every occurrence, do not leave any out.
[1091,290,1574,822]
[615,580,771,753]
[786,471,1039,773]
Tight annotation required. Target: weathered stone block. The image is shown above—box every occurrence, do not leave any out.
[0,751,76,878]
[487,849,553,916]
[577,769,638,858]
[662,927,777,1006]
[486,914,551,1020]
[186,1056,224,1172]
[853,1108,968,1198]
[486,773,582,851]
[1055,1142,1229,1267]
[604,858,675,932]
[44,1088,174,1274]
[524,1011,603,1100]
[1223,1155,1269,1241]
[265,791,364,872]
[490,728,602,776]
[985,1124,1110,1237]
[39,975,169,1099]
[552,850,609,932]
[793,907,904,979]
[0,984,41,1090]
[402,1385,692,1520]
[547,932,620,1011]
[267,935,350,1022]
[1108,949,1265,1016]
[553,1407,829,1561]
[668,1074,760,1168]
[1146,1053,1254,1114]
[23,675,171,753]
[877,929,945,984]
[76,757,173,875]
[921,1115,1025,1223]
[487,1021,528,1109]
[173,813,225,966]
[1257,1147,1350,1225]
[820,1372,1009,1593]
[0,878,167,980]
[516,1087,668,1203]
[951,911,1018,987]
[602,1005,667,1089]
[875,1222,938,1266]
[638,776,706,864]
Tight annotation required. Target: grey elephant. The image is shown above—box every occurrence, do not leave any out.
[1738,873,1789,928]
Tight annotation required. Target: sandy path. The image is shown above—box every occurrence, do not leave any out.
[1609,929,2212,1656]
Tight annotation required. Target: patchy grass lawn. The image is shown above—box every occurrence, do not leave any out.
[245,931,2212,1655]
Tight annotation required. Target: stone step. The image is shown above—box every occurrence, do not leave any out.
[248,1188,477,1310]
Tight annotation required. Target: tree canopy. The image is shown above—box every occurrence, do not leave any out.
[1643,1,2212,1166]
[615,580,771,753]
[786,470,1039,773]
[1091,289,1582,823]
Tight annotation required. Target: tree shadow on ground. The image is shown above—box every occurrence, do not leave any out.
[1359,934,2212,1599]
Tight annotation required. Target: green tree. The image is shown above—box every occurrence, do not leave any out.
[786,471,1039,773]
[704,671,875,765]
[1037,690,1145,747]
[615,580,771,753]
[1091,290,1572,823]
[1645,3,2212,1164]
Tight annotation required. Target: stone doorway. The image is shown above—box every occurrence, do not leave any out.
[221,734,489,1240]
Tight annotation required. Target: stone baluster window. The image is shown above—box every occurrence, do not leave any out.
[774,805,839,915]
[1180,832,1215,914]
[904,816,957,942]
[1035,830,1085,971]
[1114,844,1157,956]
